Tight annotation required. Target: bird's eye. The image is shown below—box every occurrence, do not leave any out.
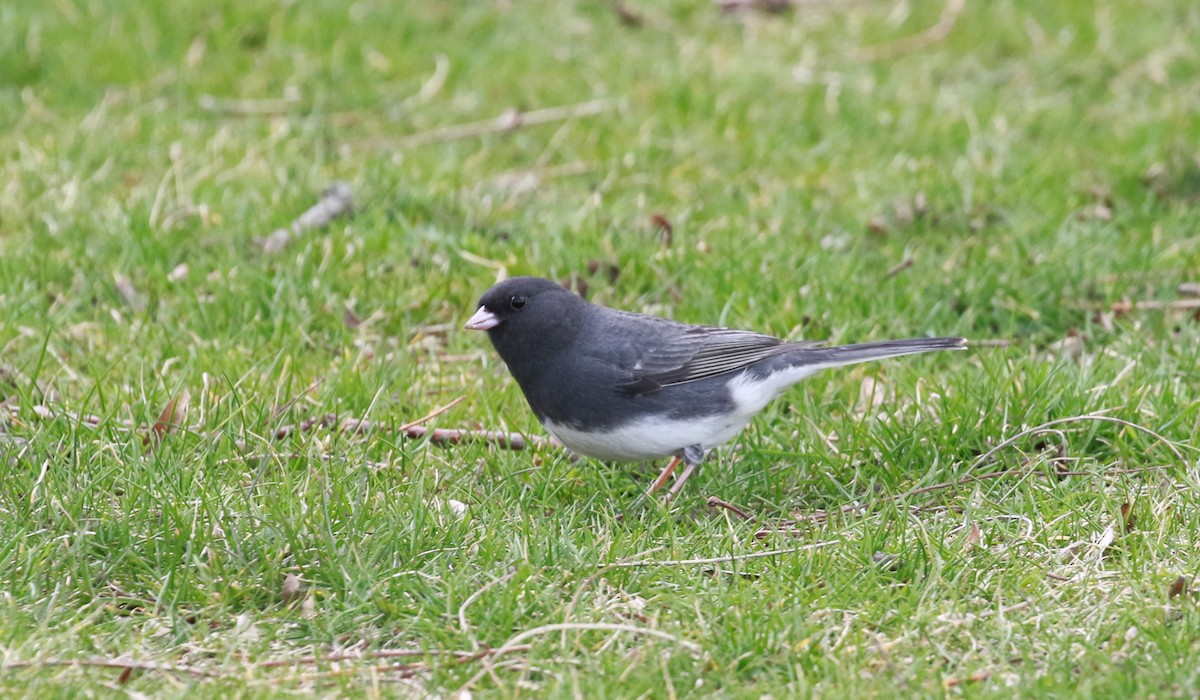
[509,295,527,310]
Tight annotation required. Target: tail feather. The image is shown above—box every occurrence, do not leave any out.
[791,337,966,367]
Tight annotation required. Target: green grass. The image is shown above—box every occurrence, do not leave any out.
[3,0,1200,695]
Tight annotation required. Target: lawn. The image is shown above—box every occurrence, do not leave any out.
[2,0,1200,696]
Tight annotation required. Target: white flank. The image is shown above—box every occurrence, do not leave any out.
[544,364,828,461]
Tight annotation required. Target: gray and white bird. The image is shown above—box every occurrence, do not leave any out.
[466,276,964,501]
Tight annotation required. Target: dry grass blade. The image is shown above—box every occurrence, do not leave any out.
[459,623,702,692]
[459,570,518,648]
[968,413,1187,470]
[397,396,466,432]
[562,545,668,647]
[603,540,838,568]
[392,99,616,148]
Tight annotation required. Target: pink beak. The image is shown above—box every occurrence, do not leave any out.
[464,306,500,331]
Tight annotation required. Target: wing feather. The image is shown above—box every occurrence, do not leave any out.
[591,309,815,395]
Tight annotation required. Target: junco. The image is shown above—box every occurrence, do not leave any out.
[466,276,965,501]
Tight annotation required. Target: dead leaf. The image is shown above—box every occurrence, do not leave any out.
[1120,502,1135,533]
[650,214,673,247]
[1168,576,1188,599]
[1091,310,1115,332]
[715,0,792,14]
[964,522,982,549]
[145,390,190,446]
[282,573,303,605]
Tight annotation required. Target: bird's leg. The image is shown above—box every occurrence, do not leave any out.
[646,455,683,496]
[662,444,704,503]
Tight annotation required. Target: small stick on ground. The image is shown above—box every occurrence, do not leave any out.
[885,257,915,280]
[602,540,838,569]
[2,658,214,679]
[706,496,753,520]
[1111,298,1200,313]
[266,409,538,451]
[262,183,354,253]
[255,645,530,670]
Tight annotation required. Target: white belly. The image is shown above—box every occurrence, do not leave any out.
[542,365,824,461]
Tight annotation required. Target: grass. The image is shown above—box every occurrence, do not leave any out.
[2,0,1200,695]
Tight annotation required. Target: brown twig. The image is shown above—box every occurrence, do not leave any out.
[261,183,354,253]
[943,669,993,688]
[2,657,214,679]
[346,420,536,450]
[274,413,338,440]
[857,0,966,61]
[706,496,754,520]
[884,257,915,280]
[714,0,795,13]
[1111,298,1200,313]
[265,409,537,451]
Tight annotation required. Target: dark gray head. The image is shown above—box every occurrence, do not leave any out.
[464,276,591,365]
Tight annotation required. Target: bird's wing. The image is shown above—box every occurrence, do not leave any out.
[593,311,814,395]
